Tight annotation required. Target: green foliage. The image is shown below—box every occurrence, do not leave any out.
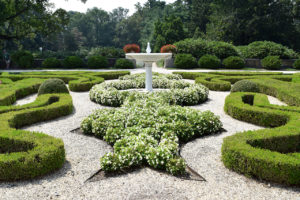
[209,41,239,59]
[261,56,282,70]
[0,0,69,41]
[240,41,298,59]
[174,38,239,59]
[87,56,108,68]
[38,79,69,96]
[231,80,259,93]
[153,15,185,52]
[88,47,125,58]
[223,56,245,69]
[42,57,61,68]
[82,94,222,175]
[11,50,33,68]
[0,89,73,181]
[174,54,197,69]
[223,92,300,186]
[293,59,300,69]
[0,71,129,92]
[62,56,85,68]
[114,59,134,69]
[198,55,221,69]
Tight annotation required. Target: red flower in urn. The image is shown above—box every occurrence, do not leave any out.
[160,44,177,53]
[123,44,141,53]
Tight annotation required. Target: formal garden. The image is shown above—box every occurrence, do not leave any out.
[1,0,300,199]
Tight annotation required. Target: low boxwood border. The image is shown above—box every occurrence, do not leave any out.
[0,71,130,92]
[0,93,73,181]
[223,92,300,186]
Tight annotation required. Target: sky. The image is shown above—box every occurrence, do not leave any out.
[49,0,177,15]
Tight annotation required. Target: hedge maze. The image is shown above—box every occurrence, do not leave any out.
[175,71,300,186]
[0,71,129,181]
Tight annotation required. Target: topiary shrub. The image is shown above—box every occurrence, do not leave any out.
[62,56,85,68]
[38,79,69,96]
[261,56,282,70]
[231,80,259,93]
[198,54,221,69]
[87,55,108,68]
[223,56,245,69]
[174,54,197,69]
[42,57,61,68]
[209,42,239,59]
[293,59,300,70]
[11,50,33,68]
[114,58,134,69]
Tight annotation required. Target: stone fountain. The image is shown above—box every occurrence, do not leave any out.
[126,42,172,92]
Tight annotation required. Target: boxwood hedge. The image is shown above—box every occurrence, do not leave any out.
[0,92,73,181]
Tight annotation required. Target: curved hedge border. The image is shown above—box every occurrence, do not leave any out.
[0,93,73,181]
[0,71,130,92]
[223,92,300,186]
[89,73,209,107]
[173,72,294,91]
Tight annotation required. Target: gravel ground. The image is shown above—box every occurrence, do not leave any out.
[0,80,299,200]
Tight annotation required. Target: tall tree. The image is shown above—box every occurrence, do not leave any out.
[0,0,69,41]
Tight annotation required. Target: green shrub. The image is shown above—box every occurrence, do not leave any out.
[88,47,125,58]
[261,56,282,70]
[293,59,300,70]
[114,58,134,69]
[209,42,239,59]
[231,80,259,93]
[11,50,33,68]
[87,55,108,68]
[241,41,298,59]
[223,56,245,69]
[174,38,209,58]
[38,79,69,96]
[42,57,61,68]
[198,55,221,69]
[174,54,197,69]
[62,56,85,68]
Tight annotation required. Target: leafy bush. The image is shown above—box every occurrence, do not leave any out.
[241,41,298,59]
[223,56,245,69]
[261,56,282,70]
[174,54,197,69]
[209,41,239,59]
[38,79,69,96]
[293,59,300,70]
[114,58,134,69]
[88,47,124,58]
[87,55,108,68]
[62,56,85,68]
[11,50,33,68]
[42,57,61,68]
[231,80,259,93]
[82,95,222,175]
[198,54,221,69]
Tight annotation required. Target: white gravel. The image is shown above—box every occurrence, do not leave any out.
[0,80,299,200]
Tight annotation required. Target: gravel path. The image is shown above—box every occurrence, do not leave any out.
[0,82,299,200]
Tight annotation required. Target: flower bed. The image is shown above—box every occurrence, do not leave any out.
[82,94,222,175]
[89,73,209,107]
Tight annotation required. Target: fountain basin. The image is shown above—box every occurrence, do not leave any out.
[126,53,172,63]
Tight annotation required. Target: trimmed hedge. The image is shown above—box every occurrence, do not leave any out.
[223,92,300,186]
[174,54,198,69]
[0,71,130,92]
[38,79,69,96]
[223,56,245,69]
[231,80,259,93]
[293,59,300,70]
[114,58,135,69]
[0,92,73,181]
[87,55,108,68]
[62,56,85,68]
[198,55,221,69]
[42,57,61,68]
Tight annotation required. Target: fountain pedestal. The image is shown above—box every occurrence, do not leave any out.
[126,53,172,92]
